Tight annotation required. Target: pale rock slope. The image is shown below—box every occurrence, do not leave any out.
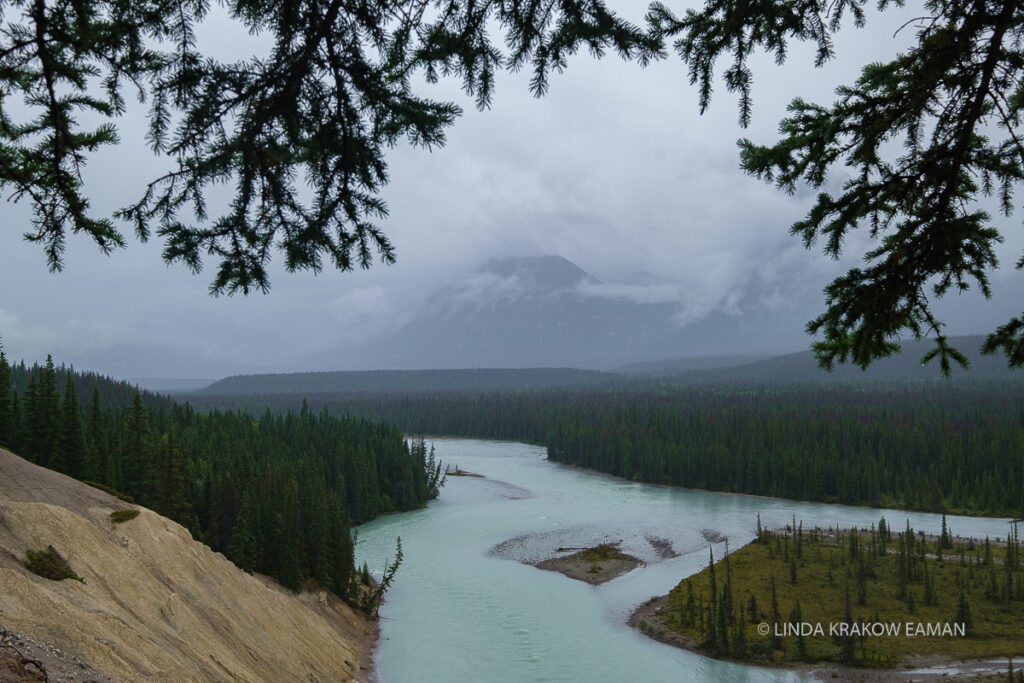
[0,447,375,681]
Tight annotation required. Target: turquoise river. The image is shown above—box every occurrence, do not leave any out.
[354,439,1015,682]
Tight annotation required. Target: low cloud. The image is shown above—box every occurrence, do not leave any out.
[576,281,689,305]
[329,286,416,345]
[445,273,528,309]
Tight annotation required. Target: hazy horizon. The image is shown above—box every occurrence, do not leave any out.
[2,1,1021,379]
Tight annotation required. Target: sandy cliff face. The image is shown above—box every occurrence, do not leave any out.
[0,448,376,682]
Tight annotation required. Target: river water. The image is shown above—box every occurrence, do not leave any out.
[354,439,1014,682]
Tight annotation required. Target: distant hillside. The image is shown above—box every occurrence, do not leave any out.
[129,377,215,393]
[197,335,1022,398]
[613,353,775,376]
[200,367,622,395]
[673,335,1023,384]
[0,447,375,681]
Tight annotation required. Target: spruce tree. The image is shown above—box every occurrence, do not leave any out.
[841,580,856,663]
[85,388,110,485]
[158,427,191,524]
[734,606,747,656]
[790,599,806,657]
[707,546,718,648]
[9,393,22,456]
[59,372,86,478]
[0,345,11,449]
[119,391,155,506]
[723,540,734,622]
[770,574,782,651]
[856,560,868,606]
[714,592,728,652]
[275,477,304,592]
[228,491,258,574]
[326,497,355,596]
[923,563,938,606]
[941,514,954,550]
[685,582,698,628]
[424,442,446,499]
[26,358,61,469]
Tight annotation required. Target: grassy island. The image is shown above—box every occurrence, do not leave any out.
[634,516,1024,670]
[535,543,643,585]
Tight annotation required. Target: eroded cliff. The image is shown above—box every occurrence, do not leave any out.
[0,448,375,682]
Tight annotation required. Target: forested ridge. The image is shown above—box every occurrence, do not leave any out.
[200,367,621,395]
[0,350,443,602]
[195,381,1024,517]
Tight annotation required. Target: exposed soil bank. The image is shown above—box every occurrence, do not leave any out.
[0,447,376,682]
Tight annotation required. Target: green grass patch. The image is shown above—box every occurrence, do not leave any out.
[25,547,82,582]
[109,508,140,524]
[655,518,1024,667]
[580,543,629,563]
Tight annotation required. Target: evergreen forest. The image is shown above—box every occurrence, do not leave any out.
[193,381,1024,517]
[0,349,444,602]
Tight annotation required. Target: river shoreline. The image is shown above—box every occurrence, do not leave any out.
[354,618,379,683]
[356,439,1021,682]
[429,437,1017,522]
[627,543,1023,683]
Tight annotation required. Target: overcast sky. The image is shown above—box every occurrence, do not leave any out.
[1,1,1021,379]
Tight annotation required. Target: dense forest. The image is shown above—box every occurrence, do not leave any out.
[0,349,444,603]
[194,381,1024,517]
[544,385,1024,516]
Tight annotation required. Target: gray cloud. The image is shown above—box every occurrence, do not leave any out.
[1,0,1020,376]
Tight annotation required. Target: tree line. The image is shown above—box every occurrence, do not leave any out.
[543,385,1024,516]
[194,381,1024,516]
[0,349,442,603]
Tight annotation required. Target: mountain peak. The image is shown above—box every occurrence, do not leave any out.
[479,255,600,291]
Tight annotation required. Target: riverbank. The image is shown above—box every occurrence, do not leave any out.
[434,436,1017,521]
[355,438,1023,682]
[630,521,1024,680]
[354,611,379,683]
[291,579,379,682]
[629,597,1018,682]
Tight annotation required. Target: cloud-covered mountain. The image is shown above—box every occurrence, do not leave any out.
[317,255,807,370]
